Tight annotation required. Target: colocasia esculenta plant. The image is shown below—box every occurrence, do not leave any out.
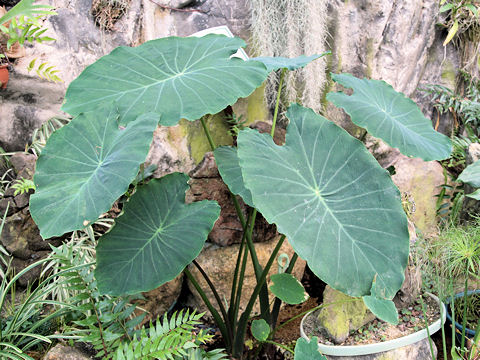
[29,35,452,358]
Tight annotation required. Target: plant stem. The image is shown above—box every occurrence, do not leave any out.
[271,253,298,329]
[271,68,286,137]
[265,340,294,354]
[419,295,435,360]
[192,259,233,344]
[229,211,251,329]
[184,268,231,351]
[460,262,469,351]
[233,235,286,357]
[234,234,250,332]
[200,116,217,151]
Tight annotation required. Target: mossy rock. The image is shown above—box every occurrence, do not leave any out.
[317,286,375,344]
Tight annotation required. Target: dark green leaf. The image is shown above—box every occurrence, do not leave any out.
[251,53,330,72]
[237,104,409,298]
[294,337,327,360]
[30,104,158,239]
[327,73,452,161]
[62,35,269,126]
[95,173,220,295]
[214,146,253,207]
[251,319,270,342]
[269,273,308,305]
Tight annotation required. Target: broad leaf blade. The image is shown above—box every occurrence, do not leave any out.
[214,146,253,207]
[466,189,480,200]
[270,273,308,305]
[294,337,327,360]
[251,319,270,342]
[458,160,480,187]
[62,35,269,126]
[237,104,409,298]
[327,73,452,161]
[251,53,330,72]
[362,278,399,324]
[95,173,220,295]
[30,105,158,239]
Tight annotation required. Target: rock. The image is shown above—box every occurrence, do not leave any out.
[393,263,422,308]
[324,337,437,359]
[155,0,194,8]
[317,286,376,344]
[9,153,36,175]
[134,274,183,326]
[186,152,277,246]
[325,0,460,134]
[187,235,306,316]
[43,344,92,360]
[391,155,445,236]
[0,210,61,285]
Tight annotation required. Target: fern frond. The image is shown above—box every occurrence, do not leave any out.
[113,310,217,360]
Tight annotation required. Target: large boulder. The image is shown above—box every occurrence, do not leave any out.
[187,235,306,316]
[43,344,92,360]
[317,286,376,344]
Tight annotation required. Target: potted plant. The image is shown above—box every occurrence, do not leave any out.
[299,293,446,358]
[26,33,453,359]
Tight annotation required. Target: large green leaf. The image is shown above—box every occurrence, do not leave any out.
[62,35,268,126]
[458,159,480,187]
[237,104,409,298]
[294,337,327,360]
[327,73,452,161]
[250,53,330,72]
[214,146,253,207]
[30,105,158,239]
[95,173,220,295]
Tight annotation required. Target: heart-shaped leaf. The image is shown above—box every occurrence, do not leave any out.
[251,53,330,72]
[294,337,327,360]
[30,105,158,239]
[62,35,269,126]
[237,104,409,298]
[95,172,220,295]
[362,278,399,324]
[327,73,452,161]
[214,146,253,207]
[270,273,308,305]
[251,319,270,342]
[458,160,480,187]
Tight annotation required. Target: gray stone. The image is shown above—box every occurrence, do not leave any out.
[43,344,92,360]
[155,0,194,9]
[324,337,437,360]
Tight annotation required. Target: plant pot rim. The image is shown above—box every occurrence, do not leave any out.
[0,64,8,69]
[299,292,446,356]
[445,289,479,337]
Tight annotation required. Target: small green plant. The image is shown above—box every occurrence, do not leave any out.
[439,0,480,46]
[113,310,226,360]
[0,0,60,81]
[11,177,35,195]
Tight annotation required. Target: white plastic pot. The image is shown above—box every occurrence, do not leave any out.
[299,293,446,357]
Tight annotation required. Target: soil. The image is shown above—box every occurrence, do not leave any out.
[301,295,441,346]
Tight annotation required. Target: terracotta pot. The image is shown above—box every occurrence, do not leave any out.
[0,64,9,89]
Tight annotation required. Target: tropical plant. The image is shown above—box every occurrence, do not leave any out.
[0,0,60,81]
[29,34,452,358]
[11,177,35,195]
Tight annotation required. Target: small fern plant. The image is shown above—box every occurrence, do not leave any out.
[114,310,227,360]
[51,243,146,359]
